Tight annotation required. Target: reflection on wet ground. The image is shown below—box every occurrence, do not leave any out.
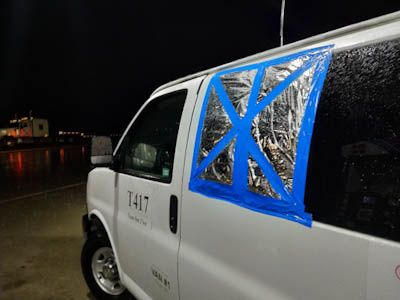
[0,146,90,200]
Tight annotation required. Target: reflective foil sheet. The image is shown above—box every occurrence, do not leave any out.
[200,137,236,184]
[220,69,258,117]
[257,58,309,103]
[248,155,280,199]
[190,45,333,227]
[251,66,316,194]
[197,86,232,167]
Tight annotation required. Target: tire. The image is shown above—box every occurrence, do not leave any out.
[81,235,131,300]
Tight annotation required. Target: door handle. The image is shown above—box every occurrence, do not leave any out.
[169,195,178,234]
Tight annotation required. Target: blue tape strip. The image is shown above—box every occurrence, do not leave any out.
[194,128,237,178]
[214,78,242,125]
[292,55,333,204]
[248,52,322,121]
[189,46,333,227]
[233,65,267,197]
[189,178,311,226]
[191,78,215,175]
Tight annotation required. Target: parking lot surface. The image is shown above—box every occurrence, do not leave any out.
[0,184,93,300]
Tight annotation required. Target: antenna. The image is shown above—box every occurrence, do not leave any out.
[280,0,286,47]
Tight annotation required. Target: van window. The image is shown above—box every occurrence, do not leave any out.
[305,38,400,242]
[120,90,187,183]
[189,46,333,226]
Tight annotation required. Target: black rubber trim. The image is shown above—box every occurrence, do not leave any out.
[82,214,89,240]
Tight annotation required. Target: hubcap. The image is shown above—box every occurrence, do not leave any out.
[91,247,125,295]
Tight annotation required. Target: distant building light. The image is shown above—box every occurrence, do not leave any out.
[59,131,64,135]
[44,134,49,138]
[21,117,28,121]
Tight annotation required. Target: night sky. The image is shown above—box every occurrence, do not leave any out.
[1,1,399,134]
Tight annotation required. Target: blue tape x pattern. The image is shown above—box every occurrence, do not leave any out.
[189,45,333,226]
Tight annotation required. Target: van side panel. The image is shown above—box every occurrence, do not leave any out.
[367,241,400,299]
[178,20,400,299]
[179,75,369,299]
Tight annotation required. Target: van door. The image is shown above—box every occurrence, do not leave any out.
[114,77,205,300]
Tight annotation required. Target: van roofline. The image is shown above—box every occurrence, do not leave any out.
[152,10,400,96]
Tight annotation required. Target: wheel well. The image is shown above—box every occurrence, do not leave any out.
[86,215,110,241]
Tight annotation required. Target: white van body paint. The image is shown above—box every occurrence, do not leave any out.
[86,12,400,300]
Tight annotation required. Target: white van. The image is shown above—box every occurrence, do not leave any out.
[81,11,400,300]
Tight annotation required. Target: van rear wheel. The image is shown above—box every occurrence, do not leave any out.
[81,235,130,300]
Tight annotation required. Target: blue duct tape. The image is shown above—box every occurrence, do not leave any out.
[189,45,333,227]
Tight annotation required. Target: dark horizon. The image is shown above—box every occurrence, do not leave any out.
[1,1,399,134]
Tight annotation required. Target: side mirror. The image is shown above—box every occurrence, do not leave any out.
[91,136,113,167]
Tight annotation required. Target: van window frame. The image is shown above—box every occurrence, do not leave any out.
[116,89,188,184]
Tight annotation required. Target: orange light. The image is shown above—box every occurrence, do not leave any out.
[45,150,49,166]
[9,153,14,165]
[17,152,23,176]
[60,148,65,164]
[7,152,24,177]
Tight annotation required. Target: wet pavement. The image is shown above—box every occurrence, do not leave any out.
[0,146,91,201]
[0,185,93,300]
[0,146,94,299]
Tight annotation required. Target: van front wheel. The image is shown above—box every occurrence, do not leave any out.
[81,235,130,300]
